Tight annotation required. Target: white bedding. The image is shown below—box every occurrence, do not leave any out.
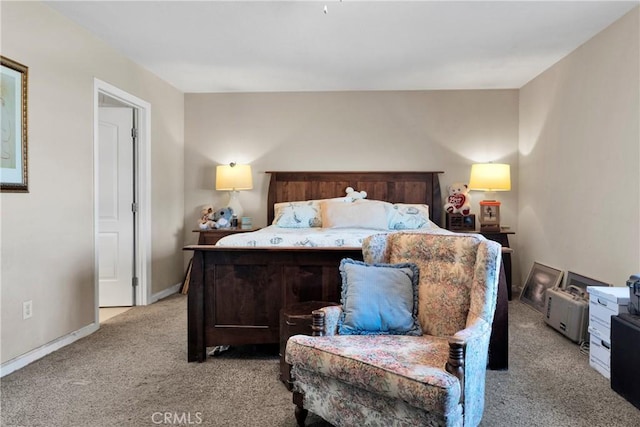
[215,222,451,248]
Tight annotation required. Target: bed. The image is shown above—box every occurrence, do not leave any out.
[184,171,508,370]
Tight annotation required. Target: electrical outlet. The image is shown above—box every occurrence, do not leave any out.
[23,300,33,319]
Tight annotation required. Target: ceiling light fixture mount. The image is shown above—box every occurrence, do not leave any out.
[323,0,342,15]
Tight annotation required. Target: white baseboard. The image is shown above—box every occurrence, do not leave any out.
[1,283,181,378]
[0,322,99,378]
[150,282,181,303]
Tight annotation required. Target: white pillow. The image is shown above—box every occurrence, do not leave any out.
[321,200,389,229]
[387,203,431,230]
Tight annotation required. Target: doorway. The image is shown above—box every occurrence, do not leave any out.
[98,105,135,307]
[93,79,151,324]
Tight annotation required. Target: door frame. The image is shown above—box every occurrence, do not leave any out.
[93,78,152,321]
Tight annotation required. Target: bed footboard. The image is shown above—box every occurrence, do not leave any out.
[185,246,362,362]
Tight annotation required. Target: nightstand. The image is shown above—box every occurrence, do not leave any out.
[194,228,258,245]
[478,231,514,248]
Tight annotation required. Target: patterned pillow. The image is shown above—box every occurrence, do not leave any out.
[338,258,422,336]
[387,203,431,230]
[273,198,349,228]
[273,201,321,228]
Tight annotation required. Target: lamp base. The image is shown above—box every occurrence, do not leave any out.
[226,191,244,218]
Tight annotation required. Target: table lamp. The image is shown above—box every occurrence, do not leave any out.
[468,163,511,232]
[215,162,253,218]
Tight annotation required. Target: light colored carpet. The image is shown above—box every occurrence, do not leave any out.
[1,294,638,427]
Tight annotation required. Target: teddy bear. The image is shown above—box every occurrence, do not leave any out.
[211,207,234,229]
[444,182,472,215]
[345,186,367,202]
[198,205,216,230]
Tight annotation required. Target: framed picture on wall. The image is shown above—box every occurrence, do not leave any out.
[1,55,28,192]
[520,262,564,313]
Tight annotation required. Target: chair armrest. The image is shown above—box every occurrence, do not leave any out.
[445,337,466,404]
[452,316,492,344]
[450,316,493,426]
[449,316,492,373]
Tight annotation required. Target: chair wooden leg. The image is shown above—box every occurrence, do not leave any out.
[293,391,308,426]
[311,310,326,336]
[446,338,465,404]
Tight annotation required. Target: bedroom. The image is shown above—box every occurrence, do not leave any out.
[1,0,638,413]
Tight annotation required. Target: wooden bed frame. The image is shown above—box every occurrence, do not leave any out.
[184,171,508,370]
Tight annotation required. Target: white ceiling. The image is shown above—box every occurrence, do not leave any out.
[45,1,639,93]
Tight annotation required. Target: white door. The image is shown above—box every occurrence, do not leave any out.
[98,107,134,307]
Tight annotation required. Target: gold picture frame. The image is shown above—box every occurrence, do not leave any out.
[1,56,28,192]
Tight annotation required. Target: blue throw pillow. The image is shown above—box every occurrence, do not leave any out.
[338,258,422,336]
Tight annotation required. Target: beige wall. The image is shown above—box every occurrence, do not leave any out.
[519,7,639,288]
[184,90,519,244]
[1,2,185,364]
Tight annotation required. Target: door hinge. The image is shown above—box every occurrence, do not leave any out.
[131,202,138,213]
[132,277,139,289]
[131,128,138,139]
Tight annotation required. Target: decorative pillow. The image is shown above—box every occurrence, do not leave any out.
[338,258,422,336]
[273,202,321,228]
[387,203,431,230]
[321,200,388,229]
[273,198,349,228]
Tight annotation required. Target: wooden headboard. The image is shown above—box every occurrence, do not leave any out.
[266,171,444,226]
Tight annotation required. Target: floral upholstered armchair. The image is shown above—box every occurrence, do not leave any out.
[285,233,502,427]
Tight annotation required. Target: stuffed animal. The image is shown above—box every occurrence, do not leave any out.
[212,207,234,229]
[444,182,472,215]
[198,205,216,230]
[345,186,367,202]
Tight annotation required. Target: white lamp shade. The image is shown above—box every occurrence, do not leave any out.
[468,163,511,192]
[216,164,253,191]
